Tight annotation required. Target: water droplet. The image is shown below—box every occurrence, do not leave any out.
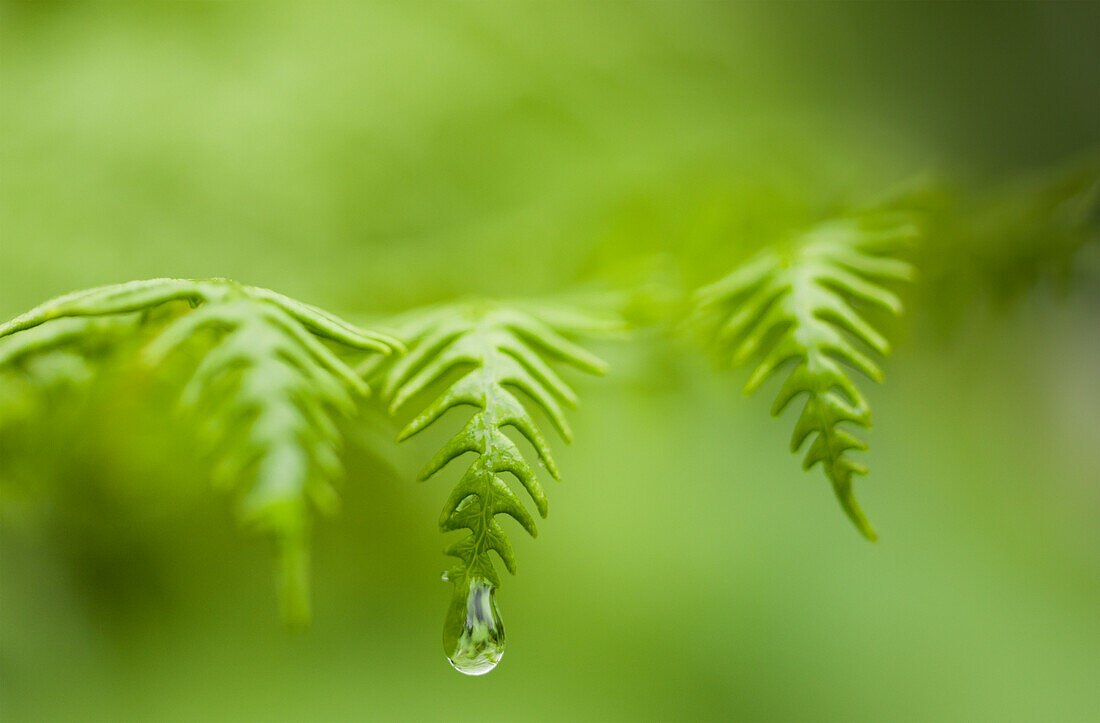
[443,576,504,675]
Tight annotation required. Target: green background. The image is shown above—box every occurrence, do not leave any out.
[1,2,1098,721]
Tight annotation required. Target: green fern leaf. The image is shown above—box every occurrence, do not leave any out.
[0,316,140,427]
[695,216,917,540]
[0,315,135,379]
[0,278,402,622]
[368,299,614,673]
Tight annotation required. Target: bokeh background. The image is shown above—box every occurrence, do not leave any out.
[1,2,1098,721]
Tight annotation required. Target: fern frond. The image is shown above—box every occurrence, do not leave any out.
[0,278,398,353]
[0,278,402,622]
[142,298,374,624]
[695,215,917,540]
[0,315,135,375]
[367,299,615,673]
[0,316,140,426]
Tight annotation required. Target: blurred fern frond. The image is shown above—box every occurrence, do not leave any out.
[694,215,917,540]
[0,317,142,492]
[0,315,139,400]
[889,151,1100,321]
[963,152,1099,301]
[0,278,402,623]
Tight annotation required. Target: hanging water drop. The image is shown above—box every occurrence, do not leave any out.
[443,576,504,675]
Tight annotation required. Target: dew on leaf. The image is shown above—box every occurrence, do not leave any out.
[443,576,504,675]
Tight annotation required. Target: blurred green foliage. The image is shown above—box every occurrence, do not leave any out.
[1,1,1098,721]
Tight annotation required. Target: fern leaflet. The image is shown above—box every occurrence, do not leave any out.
[0,317,141,449]
[694,216,916,540]
[367,299,615,673]
[0,278,402,622]
[0,316,135,390]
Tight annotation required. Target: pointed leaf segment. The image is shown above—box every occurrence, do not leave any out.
[368,301,614,599]
[695,216,916,540]
[0,278,402,622]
